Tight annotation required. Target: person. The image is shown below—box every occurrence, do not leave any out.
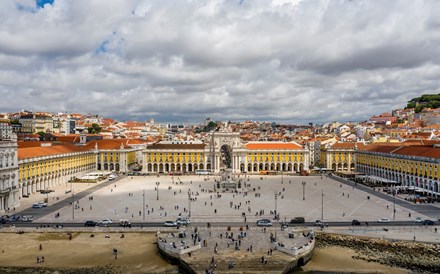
[39,244,42,251]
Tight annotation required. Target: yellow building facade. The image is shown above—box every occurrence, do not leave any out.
[320,142,358,171]
[18,144,96,197]
[143,137,309,174]
[356,144,440,197]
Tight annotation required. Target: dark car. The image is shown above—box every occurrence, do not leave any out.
[423,220,435,225]
[290,217,305,224]
[84,220,98,227]
[352,220,361,226]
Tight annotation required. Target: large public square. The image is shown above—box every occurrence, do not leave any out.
[29,174,430,224]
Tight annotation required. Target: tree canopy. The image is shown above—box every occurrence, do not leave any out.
[406,93,440,113]
[87,123,102,134]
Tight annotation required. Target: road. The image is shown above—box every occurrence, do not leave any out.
[5,220,437,229]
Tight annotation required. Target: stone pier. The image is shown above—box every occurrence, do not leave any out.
[157,225,315,273]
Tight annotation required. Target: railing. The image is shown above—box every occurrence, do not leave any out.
[275,238,315,256]
[158,239,201,255]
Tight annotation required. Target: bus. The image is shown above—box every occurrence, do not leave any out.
[195,169,211,175]
[260,170,278,175]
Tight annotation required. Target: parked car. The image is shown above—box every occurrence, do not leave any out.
[176,217,190,225]
[100,219,113,225]
[256,219,273,227]
[315,220,323,226]
[164,221,177,227]
[423,219,435,225]
[414,217,423,223]
[32,202,47,208]
[352,220,361,226]
[378,218,390,223]
[32,203,44,208]
[290,217,305,224]
[119,219,131,227]
[84,220,98,227]
[8,215,20,222]
[20,215,33,222]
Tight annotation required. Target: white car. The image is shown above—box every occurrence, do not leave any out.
[256,219,273,227]
[378,218,390,223]
[176,217,190,225]
[414,217,423,223]
[100,219,113,224]
[164,221,177,227]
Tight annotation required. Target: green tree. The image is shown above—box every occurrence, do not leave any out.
[203,121,218,132]
[87,123,102,134]
[37,131,46,139]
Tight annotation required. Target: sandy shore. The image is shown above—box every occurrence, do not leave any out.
[0,231,177,274]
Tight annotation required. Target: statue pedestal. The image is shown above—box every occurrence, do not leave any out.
[221,169,236,191]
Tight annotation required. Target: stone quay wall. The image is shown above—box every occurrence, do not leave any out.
[316,232,440,273]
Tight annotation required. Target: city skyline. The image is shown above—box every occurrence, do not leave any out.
[1,0,439,123]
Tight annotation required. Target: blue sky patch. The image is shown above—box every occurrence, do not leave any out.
[36,0,55,8]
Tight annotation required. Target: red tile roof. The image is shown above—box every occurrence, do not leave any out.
[83,139,136,150]
[245,142,303,150]
[147,143,206,150]
[18,144,88,160]
[18,141,52,148]
[361,143,440,159]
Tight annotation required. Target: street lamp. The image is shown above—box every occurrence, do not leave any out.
[188,190,192,218]
[156,182,160,200]
[143,189,146,221]
[393,185,396,220]
[321,189,324,220]
[302,181,306,200]
[71,183,74,221]
[281,170,284,184]
[274,191,278,220]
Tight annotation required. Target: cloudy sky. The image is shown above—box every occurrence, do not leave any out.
[1,0,439,124]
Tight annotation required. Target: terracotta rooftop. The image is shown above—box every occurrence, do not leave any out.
[330,142,356,150]
[361,144,440,159]
[18,144,88,160]
[147,143,206,150]
[245,142,303,150]
[83,139,142,150]
[18,141,53,148]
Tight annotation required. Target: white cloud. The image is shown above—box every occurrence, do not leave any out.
[0,0,439,123]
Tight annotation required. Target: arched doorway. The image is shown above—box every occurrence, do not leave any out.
[220,144,233,169]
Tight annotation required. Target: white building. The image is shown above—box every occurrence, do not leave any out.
[0,121,20,213]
